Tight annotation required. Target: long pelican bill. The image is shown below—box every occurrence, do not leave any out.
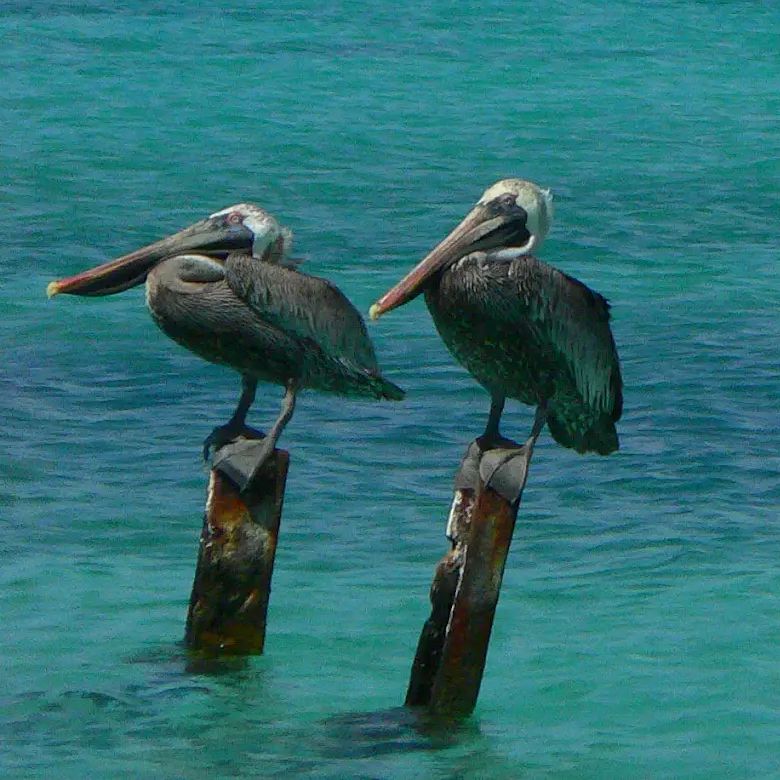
[369,204,531,321]
[47,215,256,298]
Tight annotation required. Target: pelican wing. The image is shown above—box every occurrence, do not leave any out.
[224,252,380,372]
[508,256,622,419]
[445,254,622,419]
[530,261,621,419]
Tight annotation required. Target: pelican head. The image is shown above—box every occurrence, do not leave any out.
[47,202,287,298]
[477,179,554,256]
[369,178,553,320]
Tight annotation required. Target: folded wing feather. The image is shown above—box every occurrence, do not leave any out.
[224,252,380,373]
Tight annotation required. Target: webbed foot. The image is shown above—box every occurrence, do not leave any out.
[207,379,297,495]
[454,434,523,493]
[478,443,533,505]
[211,436,277,493]
[203,423,265,463]
[453,434,536,506]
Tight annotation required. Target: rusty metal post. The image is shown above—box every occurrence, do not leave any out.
[405,436,535,717]
[185,443,289,655]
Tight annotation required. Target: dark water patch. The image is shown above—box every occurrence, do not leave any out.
[319,707,477,758]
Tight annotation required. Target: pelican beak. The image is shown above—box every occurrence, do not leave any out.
[369,203,531,320]
[47,216,255,298]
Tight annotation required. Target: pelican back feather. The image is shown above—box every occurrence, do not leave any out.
[144,253,403,400]
[146,255,305,383]
[427,253,622,454]
[225,253,404,400]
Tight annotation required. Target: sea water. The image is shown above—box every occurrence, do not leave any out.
[2,1,779,776]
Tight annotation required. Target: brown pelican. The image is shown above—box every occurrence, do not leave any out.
[369,179,622,460]
[48,203,404,490]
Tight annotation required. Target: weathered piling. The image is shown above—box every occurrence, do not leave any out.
[405,436,535,717]
[185,439,289,655]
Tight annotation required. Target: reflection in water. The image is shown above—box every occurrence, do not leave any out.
[126,640,252,677]
[320,706,478,757]
[1,648,519,778]
[316,708,527,779]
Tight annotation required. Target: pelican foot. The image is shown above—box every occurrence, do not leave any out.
[454,434,522,493]
[453,440,483,493]
[211,437,276,493]
[203,423,265,462]
[478,444,533,505]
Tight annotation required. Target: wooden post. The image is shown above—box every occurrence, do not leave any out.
[405,436,535,717]
[185,443,289,655]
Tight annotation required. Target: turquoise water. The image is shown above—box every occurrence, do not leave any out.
[3,1,779,776]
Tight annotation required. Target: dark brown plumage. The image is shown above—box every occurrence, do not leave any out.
[427,251,622,453]
[371,178,622,454]
[145,251,403,401]
[48,203,403,488]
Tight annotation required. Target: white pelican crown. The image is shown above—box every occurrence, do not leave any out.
[477,178,554,258]
[210,203,294,261]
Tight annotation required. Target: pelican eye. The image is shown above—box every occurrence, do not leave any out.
[486,193,519,216]
[227,212,243,225]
